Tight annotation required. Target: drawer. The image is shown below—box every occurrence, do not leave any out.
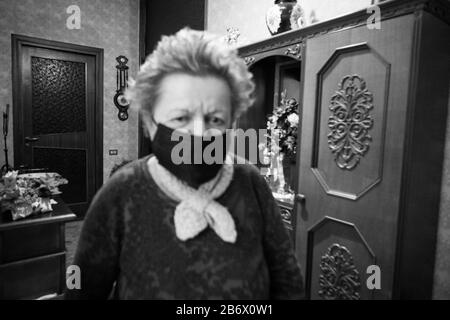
[0,252,65,299]
[0,223,64,263]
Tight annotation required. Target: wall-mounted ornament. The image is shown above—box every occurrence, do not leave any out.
[1,104,12,175]
[114,55,130,121]
[266,0,305,36]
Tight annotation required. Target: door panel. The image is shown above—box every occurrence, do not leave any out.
[16,45,97,217]
[296,15,415,299]
[307,217,376,300]
[313,43,390,200]
[33,147,87,204]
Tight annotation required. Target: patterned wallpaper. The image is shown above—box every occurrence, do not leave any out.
[207,0,450,300]
[0,0,140,183]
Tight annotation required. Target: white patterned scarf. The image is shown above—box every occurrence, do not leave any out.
[147,154,236,243]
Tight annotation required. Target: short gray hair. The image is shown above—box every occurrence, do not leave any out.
[126,28,255,128]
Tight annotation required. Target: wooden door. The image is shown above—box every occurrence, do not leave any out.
[138,0,206,158]
[12,35,103,217]
[295,15,415,299]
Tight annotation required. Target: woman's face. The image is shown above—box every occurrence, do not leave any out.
[148,73,232,139]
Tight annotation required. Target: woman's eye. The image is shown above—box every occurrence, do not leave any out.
[173,116,189,123]
[209,116,225,126]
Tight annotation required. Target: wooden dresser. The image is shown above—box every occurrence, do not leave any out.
[0,197,76,299]
[239,0,450,299]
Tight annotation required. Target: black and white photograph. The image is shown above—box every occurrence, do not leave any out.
[0,0,449,303]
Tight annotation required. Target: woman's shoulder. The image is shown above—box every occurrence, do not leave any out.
[230,155,266,186]
[233,163,260,179]
[110,157,147,179]
[98,157,151,197]
[230,156,277,218]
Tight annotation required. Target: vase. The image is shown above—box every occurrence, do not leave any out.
[282,153,296,192]
[266,0,305,36]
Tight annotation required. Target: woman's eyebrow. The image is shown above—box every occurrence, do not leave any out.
[205,107,226,114]
[167,108,190,116]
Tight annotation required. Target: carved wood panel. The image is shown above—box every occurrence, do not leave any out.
[307,217,376,300]
[242,43,304,68]
[311,43,391,200]
[327,75,374,170]
[318,243,361,300]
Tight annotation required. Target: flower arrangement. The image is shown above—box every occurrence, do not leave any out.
[258,90,300,199]
[0,171,68,221]
[265,90,299,162]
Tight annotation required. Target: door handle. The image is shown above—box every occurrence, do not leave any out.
[295,193,306,204]
[25,137,39,143]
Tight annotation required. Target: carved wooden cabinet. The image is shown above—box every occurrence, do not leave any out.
[239,0,450,299]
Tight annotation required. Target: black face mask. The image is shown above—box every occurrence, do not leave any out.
[151,123,228,188]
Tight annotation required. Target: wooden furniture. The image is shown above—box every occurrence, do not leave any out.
[239,0,450,299]
[0,196,76,299]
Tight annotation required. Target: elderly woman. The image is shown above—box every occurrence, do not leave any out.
[66,28,303,300]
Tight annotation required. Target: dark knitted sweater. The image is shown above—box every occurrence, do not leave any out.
[65,156,303,300]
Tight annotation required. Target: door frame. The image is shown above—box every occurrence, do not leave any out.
[11,34,104,193]
[138,0,150,158]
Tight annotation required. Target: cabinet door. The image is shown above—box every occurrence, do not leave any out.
[296,15,415,299]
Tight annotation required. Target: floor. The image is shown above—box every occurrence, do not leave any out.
[65,220,83,268]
